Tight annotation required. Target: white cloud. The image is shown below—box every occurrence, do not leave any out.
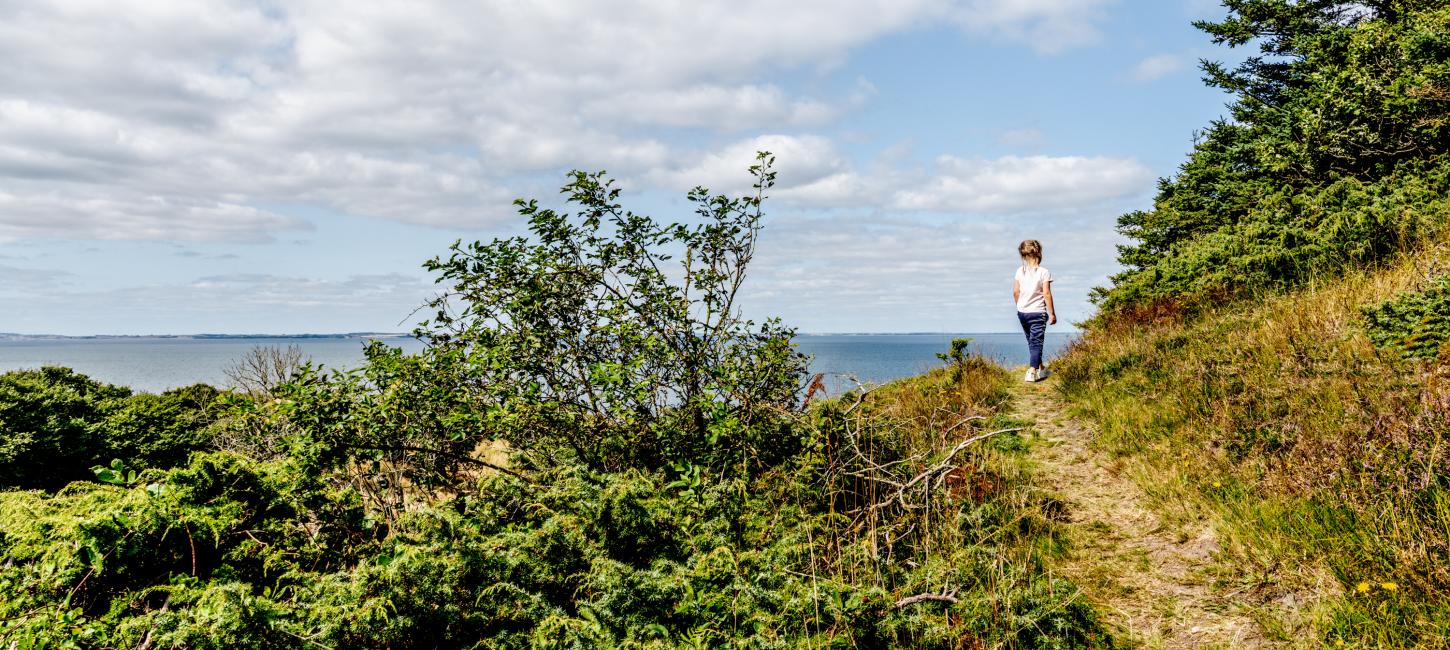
[651,136,1152,215]
[1130,54,1186,82]
[583,85,843,131]
[0,0,1120,242]
[648,134,852,195]
[0,189,308,243]
[891,155,1153,213]
[953,0,1117,54]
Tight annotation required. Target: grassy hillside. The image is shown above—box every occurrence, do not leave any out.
[1059,3,1450,646]
[1057,246,1450,647]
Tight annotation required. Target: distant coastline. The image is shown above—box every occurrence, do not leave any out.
[797,330,1081,336]
[0,332,414,341]
[0,331,1078,341]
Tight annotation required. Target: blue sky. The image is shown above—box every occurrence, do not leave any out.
[0,0,1239,335]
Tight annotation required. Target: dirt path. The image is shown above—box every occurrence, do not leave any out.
[1017,380,1267,649]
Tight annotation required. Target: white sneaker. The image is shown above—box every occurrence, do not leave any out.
[1023,368,1037,382]
[1035,368,1051,381]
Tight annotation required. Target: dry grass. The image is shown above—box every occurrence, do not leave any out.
[1055,245,1450,647]
[1016,381,1268,649]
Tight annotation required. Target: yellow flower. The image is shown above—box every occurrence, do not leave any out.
[1356,581,1371,594]
[1381,582,1398,592]
[1212,481,1222,488]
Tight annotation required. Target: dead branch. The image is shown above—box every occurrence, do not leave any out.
[835,374,872,415]
[864,427,1022,513]
[893,592,960,608]
[224,344,308,396]
[942,415,987,434]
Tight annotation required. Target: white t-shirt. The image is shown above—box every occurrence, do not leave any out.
[1014,265,1052,313]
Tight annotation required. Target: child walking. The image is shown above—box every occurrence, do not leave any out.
[1013,239,1056,382]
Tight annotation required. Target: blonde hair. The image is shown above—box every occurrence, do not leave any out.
[1018,239,1042,264]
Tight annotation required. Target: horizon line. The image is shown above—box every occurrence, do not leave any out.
[1,330,1081,339]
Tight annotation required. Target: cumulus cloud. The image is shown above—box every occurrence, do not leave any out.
[0,0,1121,242]
[654,136,1153,214]
[647,134,852,195]
[583,85,843,131]
[1130,54,1187,82]
[0,189,308,243]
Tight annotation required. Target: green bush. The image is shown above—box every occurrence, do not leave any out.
[1362,274,1450,360]
[413,152,806,477]
[101,383,221,471]
[269,154,807,504]
[0,367,219,490]
[0,367,130,489]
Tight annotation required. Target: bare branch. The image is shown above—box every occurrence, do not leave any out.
[893,592,960,608]
[223,344,308,396]
[863,427,1023,514]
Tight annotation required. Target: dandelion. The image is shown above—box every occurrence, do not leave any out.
[1356,581,1371,594]
[1381,582,1398,592]
[1212,481,1222,488]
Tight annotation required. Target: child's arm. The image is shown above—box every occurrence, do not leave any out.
[1044,281,1057,325]
[1013,278,1021,306]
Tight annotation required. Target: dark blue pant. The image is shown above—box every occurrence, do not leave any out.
[1018,311,1047,368]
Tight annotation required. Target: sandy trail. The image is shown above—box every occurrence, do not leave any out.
[1017,380,1267,649]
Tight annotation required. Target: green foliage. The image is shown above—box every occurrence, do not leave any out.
[269,342,497,504]
[1076,5,1450,636]
[935,336,972,367]
[271,153,806,495]
[1100,1,1450,313]
[0,367,130,489]
[1361,274,1450,360]
[2,394,1102,647]
[0,368,218,490]
[412,152,805,477]
[0,451,352,647]
[101,383,220,471]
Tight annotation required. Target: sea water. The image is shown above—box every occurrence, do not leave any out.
[0,332,1077,394]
